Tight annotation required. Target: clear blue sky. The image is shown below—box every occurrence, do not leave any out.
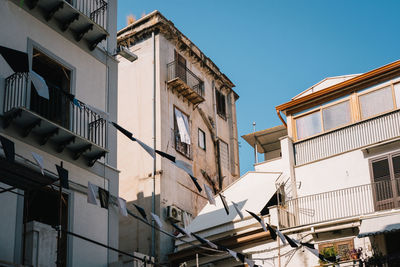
[117,0,400,175]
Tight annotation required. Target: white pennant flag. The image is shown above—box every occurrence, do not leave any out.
[30,71,49,99]
[151,212,163,228]
[276,228,287,245]
[31,152,44,175]
[232,201,244,220]
[136,139,155,158]
[118,197,128,216]
[174,160,193,176]
[204,184,215,205]
[227,249,239,261]
[204,238,218,250]
[244,258,255,267]
[87,182,98,205]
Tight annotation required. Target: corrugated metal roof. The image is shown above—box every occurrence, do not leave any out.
[242,125,287,153]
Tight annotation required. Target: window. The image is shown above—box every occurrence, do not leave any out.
[218,139,229,170]
[370,153,400,210]
[295,111,322,140]
[216,89,226,119]
[198,128,206,150]
[359,86,393,119]
[319,239,354,262]
[31,48,71,128]
[174,107,191,158]
[322,101,351,131]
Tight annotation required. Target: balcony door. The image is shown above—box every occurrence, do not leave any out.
[370,153,400,211]
[174,50,186,83]
[31,48,71,129]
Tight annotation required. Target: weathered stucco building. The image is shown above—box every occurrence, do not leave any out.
[117,10,240,264]
[171,60,400,266]
[0,0,119,266]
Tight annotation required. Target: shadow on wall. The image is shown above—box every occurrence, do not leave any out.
[119,192,161,257]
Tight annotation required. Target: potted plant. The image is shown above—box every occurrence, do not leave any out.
[319,247,339,266]
[349,247,362,260]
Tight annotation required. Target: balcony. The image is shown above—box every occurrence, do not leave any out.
[279,178,400,229]
[17,0,108,50]
[167,61,205,105]
[294,109,400,165]
[3,72,107,166]
[172,129,192,159]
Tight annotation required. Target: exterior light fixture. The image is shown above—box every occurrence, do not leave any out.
[116,46,138,62]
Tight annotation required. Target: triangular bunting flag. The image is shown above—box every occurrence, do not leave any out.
[171,222,191,238]
[220,194,229,215]
[246,210,267,233]
[276,227,287,245]
[87,182,98,205]
[98,187,109,209]
[191,233,218,250]
[174,160,193,176]
[111,122,134,140]
[237,253,245,263]
[133,204,147,220]
[155,150,175,162]
[31,152,44,175]
[0,136,15,162]
[118,197,128,216]
[245,258,255,267]
[284,234,298,248]
[56,165,69,189]
[232,201,244,220]
[30,71,49,99]
[151,212,163,228]
[136,139,155,158]
[266,223,277,240]
[0,46,29,72]
[189,175,202,193]
[204,184,215,205]
[227,249,239,261]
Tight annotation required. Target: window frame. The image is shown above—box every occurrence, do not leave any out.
[173,106,192,159]
[293,97,351,140]
[318,239,354,262]
[357,83,397,120]
[218,138,229,170]
[198,128,206,151]
[215,89,227,119]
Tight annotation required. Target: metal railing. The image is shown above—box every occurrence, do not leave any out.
[279,178,400,229]
[70,0,108,29]
[167,61,204,97]
[172,129,192,159]
[4,72,107,148]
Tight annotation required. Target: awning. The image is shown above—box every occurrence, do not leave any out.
[358,213,400,238]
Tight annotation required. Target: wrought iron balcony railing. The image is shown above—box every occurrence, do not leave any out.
[167,61,205,105]
[3,72,107,150]
[71,0,108,29]
[279,178,400,229]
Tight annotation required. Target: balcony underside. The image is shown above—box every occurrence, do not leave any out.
[167,78,205,105]
[19,0,108,50]
[3,107,107,166]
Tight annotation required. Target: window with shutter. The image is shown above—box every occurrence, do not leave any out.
[216,89,226,119]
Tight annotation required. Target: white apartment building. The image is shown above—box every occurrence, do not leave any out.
[171,60,400,266]
[117,11,240,264]
[0,0,119,266]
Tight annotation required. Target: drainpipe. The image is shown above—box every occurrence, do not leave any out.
[212,81,223,190]
[151,31,156,261]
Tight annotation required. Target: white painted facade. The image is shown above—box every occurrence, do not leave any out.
[0,0,119,266]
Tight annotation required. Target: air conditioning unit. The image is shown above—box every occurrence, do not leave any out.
[167,205,182,222]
